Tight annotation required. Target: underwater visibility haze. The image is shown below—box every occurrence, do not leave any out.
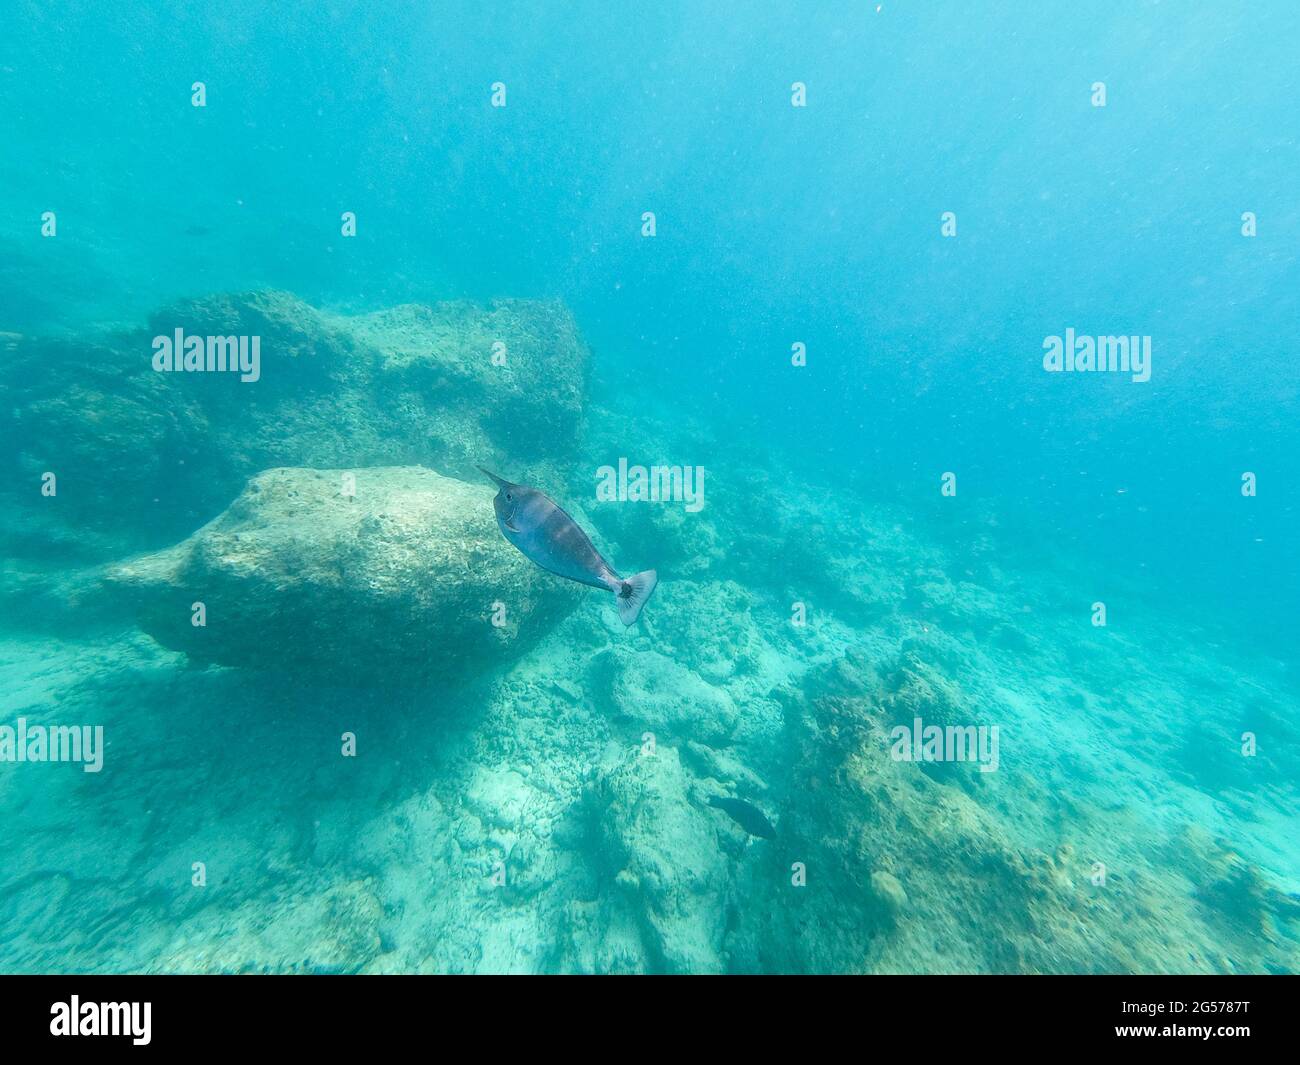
[1,2,1298,975]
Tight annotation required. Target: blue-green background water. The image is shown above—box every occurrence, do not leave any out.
[1,2,1297,973]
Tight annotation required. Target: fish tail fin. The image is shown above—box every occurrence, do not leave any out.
[615,569,658,626]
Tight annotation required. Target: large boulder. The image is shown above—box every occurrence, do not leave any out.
[2,291,590,556]
[106,466,585,682]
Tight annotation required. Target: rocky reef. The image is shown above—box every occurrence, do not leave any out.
[1,290,1297,975]
[1,291,588,558]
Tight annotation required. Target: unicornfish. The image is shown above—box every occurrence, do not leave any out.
[478,467,658,625]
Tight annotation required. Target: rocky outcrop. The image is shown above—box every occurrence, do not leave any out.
[106,466,585,682]
[590,746,729,973]
[3,291,590,556]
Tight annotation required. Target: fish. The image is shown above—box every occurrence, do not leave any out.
[707,796,777,839]
[477,467,658,626]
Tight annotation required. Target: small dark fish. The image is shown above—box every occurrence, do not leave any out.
[478,467,658,625]
[184,225,212,237]
[707,796,777,839]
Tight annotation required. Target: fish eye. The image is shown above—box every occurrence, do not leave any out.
[506,492,513,502]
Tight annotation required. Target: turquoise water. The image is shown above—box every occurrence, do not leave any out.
[1,2,1297,973]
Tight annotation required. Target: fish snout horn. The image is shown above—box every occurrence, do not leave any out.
[476,465,510,488]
